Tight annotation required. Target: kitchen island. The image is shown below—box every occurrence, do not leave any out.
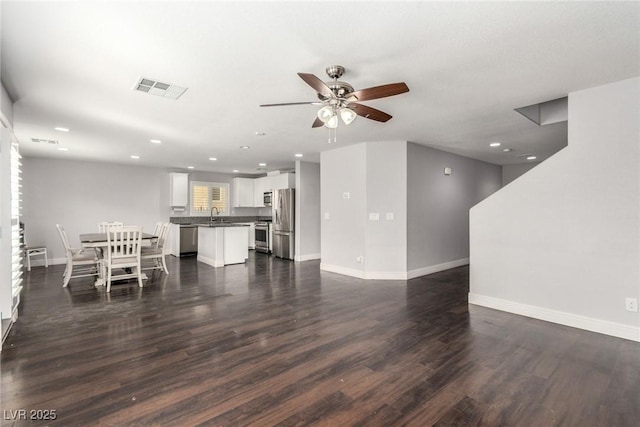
[197,223,250,267]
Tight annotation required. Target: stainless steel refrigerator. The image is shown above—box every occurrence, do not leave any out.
[272,188,294,260]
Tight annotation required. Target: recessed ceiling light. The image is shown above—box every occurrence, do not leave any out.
[295,153,303,157]
[526,156,537,160]
[232,169,239,173]
[209,157,217,161]
[54,127,70,132]
[503,148,513,152]
[150,139,162,144]
[187,166,194,169]
[240,146,250,149]
[130,155,140,159]
[489,142,501,147]
[58,147,69,151]
[258,163,267,166]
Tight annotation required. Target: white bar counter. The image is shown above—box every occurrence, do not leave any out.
[197,224,249,267]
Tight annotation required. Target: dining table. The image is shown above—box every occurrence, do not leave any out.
[79,232,158,287]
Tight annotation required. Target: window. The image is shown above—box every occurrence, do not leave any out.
[190,181,230,216]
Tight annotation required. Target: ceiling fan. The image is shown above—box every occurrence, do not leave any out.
[260,65,409,128]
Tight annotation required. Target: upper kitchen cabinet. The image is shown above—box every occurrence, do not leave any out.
[267,173,295,191]
[170,173,189,208]
[254,176,267,207]
[232,177,254,207]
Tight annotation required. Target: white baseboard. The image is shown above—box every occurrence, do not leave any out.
[320,263,367,279]
[407,258,469,279]
[321,258,470,281]
[295,253,321,262]
[469,293,640,343]
[196,255,224,268]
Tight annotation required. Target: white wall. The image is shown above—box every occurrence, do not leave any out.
[407,142,502,276]
[320,143,367,276]
[469,77,640,341]
[295,161,320,261]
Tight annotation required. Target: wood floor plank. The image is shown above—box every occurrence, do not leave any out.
[2,253,639,426]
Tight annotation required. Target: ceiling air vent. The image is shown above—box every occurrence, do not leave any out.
[31,138,58,145]
[134,77,187,100]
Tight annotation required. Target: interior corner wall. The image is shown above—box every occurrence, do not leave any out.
[469,77,640,341]
[407,142,501,276]
[320,143,367,277]
[364,141,407,278]
[295,160,321,261]
[0,80,14,128]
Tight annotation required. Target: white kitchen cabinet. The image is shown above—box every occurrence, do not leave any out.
[232,178,254,207]
[170,173,189,208]
[266,173,295,192]
[241,222,256,249]
[167,223,181,257]
[253,176,267,207]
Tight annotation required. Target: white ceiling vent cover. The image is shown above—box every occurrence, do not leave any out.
[31,138,59,145]
[133,77,187,100]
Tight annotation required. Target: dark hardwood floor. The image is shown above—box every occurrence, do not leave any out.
[2,253,639,426]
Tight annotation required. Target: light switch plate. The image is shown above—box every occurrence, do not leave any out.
[343,192,350,199]
[386,212,394,220]
[369,213,380,221]
[324,212,330,220]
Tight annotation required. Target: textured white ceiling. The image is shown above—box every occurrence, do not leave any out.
[2,1,639,174]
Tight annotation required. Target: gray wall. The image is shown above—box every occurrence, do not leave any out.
[22,157,170,262]
[502,162,538,186]
[22,157,268,263]
[365,141,407,276]
[407,143,502,272]
[470,77,640,340]
[295,160,321,261]
[0,81,13,128]
[320,143,367,275]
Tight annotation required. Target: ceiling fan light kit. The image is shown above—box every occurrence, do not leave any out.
[260,65,409,132]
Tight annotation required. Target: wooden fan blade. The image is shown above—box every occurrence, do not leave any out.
[346,82,409,102]
[260,101,323,107]
[312,117,324,128]
[351,103,392,122]
[298,73,336,99]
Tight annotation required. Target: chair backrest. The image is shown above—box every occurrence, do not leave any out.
[106,226,142,261]
[156,223,170,252]
[55,224,71,252]
[152,221,163,236]
[98,221,124,233]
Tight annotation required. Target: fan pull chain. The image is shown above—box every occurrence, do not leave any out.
[328,127,337,144]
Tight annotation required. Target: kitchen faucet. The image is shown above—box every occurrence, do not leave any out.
[210,206,220,222]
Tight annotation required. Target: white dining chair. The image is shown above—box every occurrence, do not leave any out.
[141,222,170,274]
[56,224,99,287]
[23,235,48,271]
[105,226,145,292]
[98,221,124,233]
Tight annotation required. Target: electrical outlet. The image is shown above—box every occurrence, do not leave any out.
[356,256,364,264]
[625,298,638,312]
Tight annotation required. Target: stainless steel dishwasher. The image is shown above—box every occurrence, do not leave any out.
[179,225,198,256]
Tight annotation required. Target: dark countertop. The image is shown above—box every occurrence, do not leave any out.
[197,223,250,228]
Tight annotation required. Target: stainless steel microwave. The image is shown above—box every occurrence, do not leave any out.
[263,191,272,206]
